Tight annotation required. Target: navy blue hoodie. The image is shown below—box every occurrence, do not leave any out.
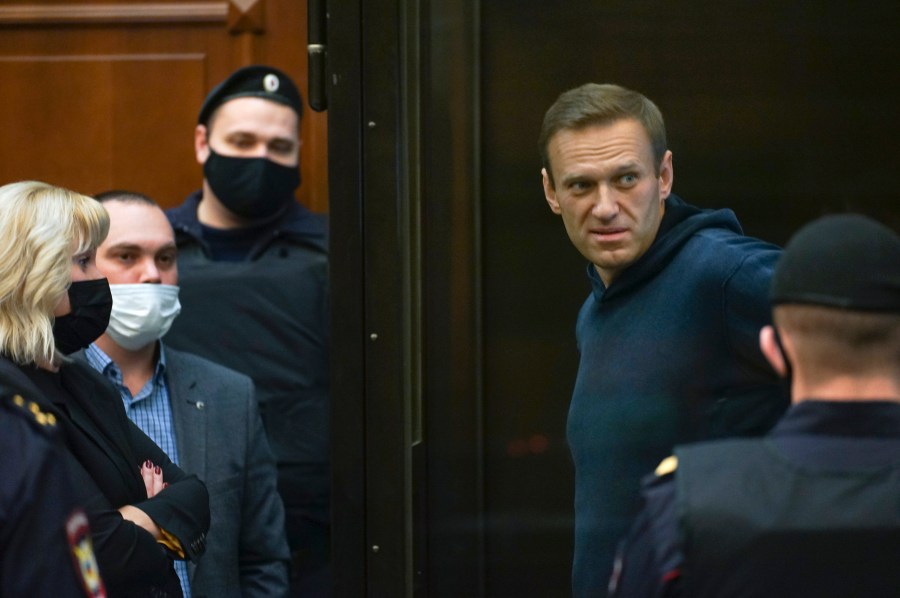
[568,195,788,596]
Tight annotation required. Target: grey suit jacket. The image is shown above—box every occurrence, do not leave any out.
[162,346,291,598]
[76,343,287,598]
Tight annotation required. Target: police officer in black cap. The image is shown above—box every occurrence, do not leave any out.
[0,387,107,597]
[165,65,330,596]
[609,214,900,597]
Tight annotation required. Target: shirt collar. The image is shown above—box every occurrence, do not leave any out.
[85,342,167,383]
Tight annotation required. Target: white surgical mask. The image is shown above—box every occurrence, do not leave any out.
[106,284,181,351]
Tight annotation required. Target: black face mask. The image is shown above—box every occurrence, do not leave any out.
[53,278,113,355]
[203,148,301,220]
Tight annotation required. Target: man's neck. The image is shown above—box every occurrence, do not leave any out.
[793,373,900,404]
[94,335,158,396]
[197,180,248,230]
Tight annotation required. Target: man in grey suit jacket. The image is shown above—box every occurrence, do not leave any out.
[83,190,290,597]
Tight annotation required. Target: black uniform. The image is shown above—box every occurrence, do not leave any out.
[166,193,330,589]
[611,400,900,598]
[0,387,106,597]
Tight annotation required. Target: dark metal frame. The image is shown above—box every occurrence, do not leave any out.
[328,0,483,595]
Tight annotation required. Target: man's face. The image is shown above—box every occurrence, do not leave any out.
[95,201,178,285]
[194,97,300,168]
[542,118,673,286]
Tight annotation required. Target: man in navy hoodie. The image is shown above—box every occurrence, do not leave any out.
[539,83,788,596]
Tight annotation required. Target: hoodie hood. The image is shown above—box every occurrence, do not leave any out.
[588,194,743,302]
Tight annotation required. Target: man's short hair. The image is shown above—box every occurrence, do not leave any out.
[774,305,900,381]
[93,189,158,207]
[539,83,668,185]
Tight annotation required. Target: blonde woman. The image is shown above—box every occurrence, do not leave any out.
[0,181,209,597]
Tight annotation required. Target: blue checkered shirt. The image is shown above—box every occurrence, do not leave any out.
[85,343,191,598]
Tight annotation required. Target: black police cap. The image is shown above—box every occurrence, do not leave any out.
[771,214,900,312]
[198,65,304,125]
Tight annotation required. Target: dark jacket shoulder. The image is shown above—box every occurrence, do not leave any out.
[164,345,254,389]
[0,384,60,437]
[167,190,329,256]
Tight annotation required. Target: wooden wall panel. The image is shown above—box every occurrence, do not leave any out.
[264,0,329,214]
[0,0,328,212]
[0,56,204,203]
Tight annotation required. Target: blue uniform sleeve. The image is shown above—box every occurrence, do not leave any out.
[1,403,105,597]
[609,474,683,598]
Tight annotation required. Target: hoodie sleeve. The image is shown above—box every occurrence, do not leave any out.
[712,239,790,437]
[722,239,781,378]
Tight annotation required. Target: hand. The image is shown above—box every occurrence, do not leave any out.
[140,460,166,498]
[118,505,161,539]
[117,460,166,539]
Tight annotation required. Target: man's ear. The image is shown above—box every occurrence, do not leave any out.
[759,325,788,378]
[194,124,210,165]
[658,150,674,201]
[543,168,561,215]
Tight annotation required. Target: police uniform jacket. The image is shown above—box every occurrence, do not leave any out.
[166,192,330,553]
[0,356,210,597]
[611,400,900,598]
[0,385,104,597]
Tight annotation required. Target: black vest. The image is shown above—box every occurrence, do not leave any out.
[676,439,900,598]
[165,239,330,524]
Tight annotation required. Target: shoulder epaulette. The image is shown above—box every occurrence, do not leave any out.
[655,455,678,477]
[3,391,58,433]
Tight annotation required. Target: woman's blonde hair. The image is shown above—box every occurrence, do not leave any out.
[0,181,109,365]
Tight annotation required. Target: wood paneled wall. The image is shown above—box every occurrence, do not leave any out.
[0,0,327,212]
